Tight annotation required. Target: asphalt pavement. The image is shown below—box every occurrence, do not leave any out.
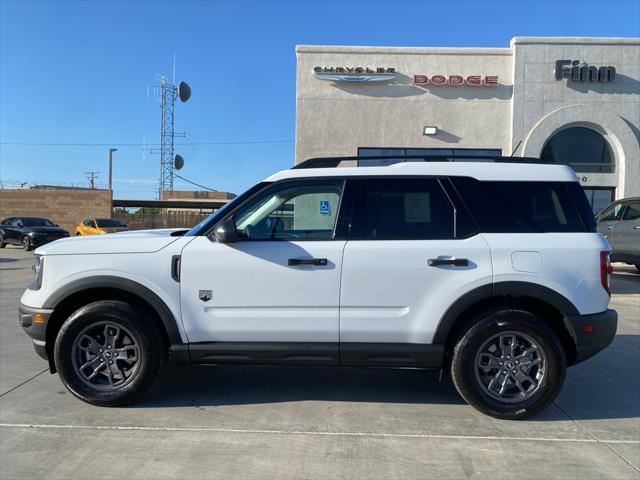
[0,246,638,479]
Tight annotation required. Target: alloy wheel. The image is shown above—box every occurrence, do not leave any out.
[71,321,141,391]
[474,331,547,403]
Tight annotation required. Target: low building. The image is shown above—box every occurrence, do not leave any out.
[295,37,640,213]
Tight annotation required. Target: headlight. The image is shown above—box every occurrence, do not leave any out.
[31,255,44,290]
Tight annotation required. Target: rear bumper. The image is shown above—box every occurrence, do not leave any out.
[567,309,618,365]
[19,303,52,360]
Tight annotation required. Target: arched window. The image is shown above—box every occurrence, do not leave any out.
[541,127,614,173]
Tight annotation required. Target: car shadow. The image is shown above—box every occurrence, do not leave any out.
[135,335,639,421]
[140,364,464,408]
[611,271,640,295]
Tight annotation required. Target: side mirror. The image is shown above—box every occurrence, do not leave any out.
[17,222,23,228]
[213,217,238,244]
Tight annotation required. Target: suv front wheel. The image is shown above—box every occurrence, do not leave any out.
[451,309,566,420]
[54,300,166,406]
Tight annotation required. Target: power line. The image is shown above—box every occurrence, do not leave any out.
[0,140,294,147]
[174,173,218,192]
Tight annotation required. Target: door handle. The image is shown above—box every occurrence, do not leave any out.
[428,257,469,267]
[607,226,614,230]
[633,226,640,230]
[288,257,328,267]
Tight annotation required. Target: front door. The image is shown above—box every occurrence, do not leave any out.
[612,200,640,263]
[180,179,347,362]
[596,201,624,246]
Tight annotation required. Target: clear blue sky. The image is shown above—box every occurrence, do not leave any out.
[1,0,639,198]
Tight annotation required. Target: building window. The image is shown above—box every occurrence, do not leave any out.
[358,148,501,166]
[540,127,614,173]
[584,188,616,215]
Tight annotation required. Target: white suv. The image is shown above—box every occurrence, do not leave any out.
[19,156,617,419]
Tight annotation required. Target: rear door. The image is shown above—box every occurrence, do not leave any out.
[339,177,492,366]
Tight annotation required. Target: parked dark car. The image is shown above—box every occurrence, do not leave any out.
[596,197,640,271]
[0,216,70,251]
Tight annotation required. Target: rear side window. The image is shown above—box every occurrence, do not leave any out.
[566,182,597,232]
[451,177,588,233]
[350,178,467,239]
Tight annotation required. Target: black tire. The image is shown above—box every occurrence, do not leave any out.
[54,300,166,406]
[22,236,32,251]
[451,309,566,420]
[0,236,5,248]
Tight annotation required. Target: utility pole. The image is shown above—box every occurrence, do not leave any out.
[108,148,117,217]
[85,171,99,189]
[108,148,118,192]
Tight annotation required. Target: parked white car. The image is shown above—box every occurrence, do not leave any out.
[19,156,617,419]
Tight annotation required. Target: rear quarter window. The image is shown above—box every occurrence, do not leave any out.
[451,177,589,233]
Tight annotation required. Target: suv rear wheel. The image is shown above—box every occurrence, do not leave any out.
[54,300,166,406]
[451,309,566,420]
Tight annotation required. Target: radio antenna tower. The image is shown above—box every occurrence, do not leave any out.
[153,57,191,199]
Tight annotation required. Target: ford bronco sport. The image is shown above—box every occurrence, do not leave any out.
[19,156,618,419]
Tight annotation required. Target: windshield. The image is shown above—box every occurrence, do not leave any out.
[96,219,124,228]
[23,218,56,227]
[186,182,269,236]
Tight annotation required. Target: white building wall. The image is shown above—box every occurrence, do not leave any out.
[296,46,514,161]
[510,37,640,197]
[296,37,640,200]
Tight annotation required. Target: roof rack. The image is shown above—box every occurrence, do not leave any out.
[292,155,550,169]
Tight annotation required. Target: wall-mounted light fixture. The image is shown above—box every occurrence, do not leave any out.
[423,126,438,136]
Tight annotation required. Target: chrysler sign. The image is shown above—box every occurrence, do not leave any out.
[314,66,396,83]
[413,75,499,86]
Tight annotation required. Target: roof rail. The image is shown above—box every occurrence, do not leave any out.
[292,155,549,169]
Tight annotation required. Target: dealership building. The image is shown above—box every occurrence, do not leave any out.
[295,37,639,213]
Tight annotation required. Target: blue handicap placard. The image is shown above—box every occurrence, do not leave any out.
[320,200,330,215]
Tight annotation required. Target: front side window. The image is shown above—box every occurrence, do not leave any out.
[96,219,123,228]
[350,178,461,240]
[598,203,624,222]
[232,180,344,240]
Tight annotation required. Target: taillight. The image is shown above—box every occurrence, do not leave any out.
[600,251,613,296]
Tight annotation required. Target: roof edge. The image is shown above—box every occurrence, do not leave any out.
[510,36,640,46]
[295,45,512,56]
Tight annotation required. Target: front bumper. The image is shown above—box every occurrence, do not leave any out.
[567,309,618,364]
[18,303,53,360]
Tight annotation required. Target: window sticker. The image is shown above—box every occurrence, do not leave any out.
[404,193,431,222]
[320,200,330,216]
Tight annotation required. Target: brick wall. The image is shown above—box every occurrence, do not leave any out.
[0,188,111,234]
[162,189,236,200]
